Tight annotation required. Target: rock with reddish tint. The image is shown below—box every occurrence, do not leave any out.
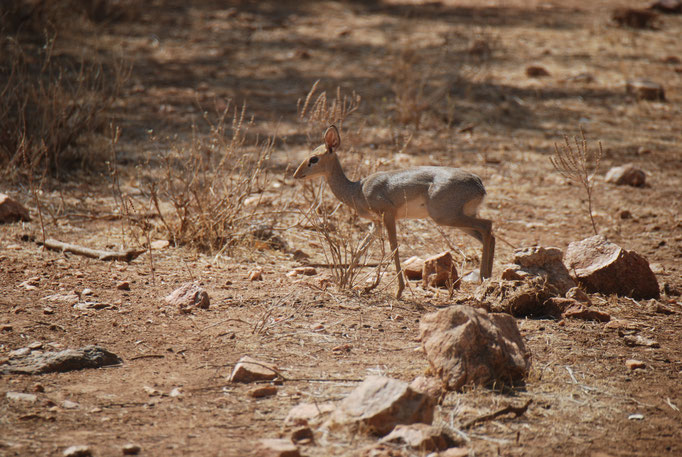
[359,444,408,457]
[249,269,264,281]
[409,376,444,401]
[325,376,435,436]
[626,359,646,370]
[475,278,559,317]
[229,356,278,383]
[284,402,336,427]
[122,443,141,455]
[248,385,278,398]
[286,267,317,277]
[420,306,531,391]
[116,281,131,291]
[605,164,646,187]
[561,303,611,322]
[290,426,314,444]
[380,424,455,452]
[526,65,550,77]
[422,252,459,289]
[564,235,660,299]
[0,193,30,223]
[403,256,425,280]
[165,282,209,312]
[256,438,300,457]
[626,79,665,100]
[501,246,576,295]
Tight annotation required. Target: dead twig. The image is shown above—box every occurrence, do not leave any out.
[39,238,144,262]
[462,399,532,429]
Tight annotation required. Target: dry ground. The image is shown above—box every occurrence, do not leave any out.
[1,1,681,456]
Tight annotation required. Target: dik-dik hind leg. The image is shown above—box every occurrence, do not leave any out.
[383,213,405,299]
[452,217,495,280]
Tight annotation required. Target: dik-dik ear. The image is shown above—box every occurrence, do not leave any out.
[324,125,341,152]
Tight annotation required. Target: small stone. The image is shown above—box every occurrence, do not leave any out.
[1,324,12,332]
[439,448,471,457]
[284,402,336,426]
[403,256,425,280]
[619,210,633,219]
[605,164,646,187]
[43,307,55,315]
[623,335,659,348]
[625,79,665,101]
[0,193,31,223]
[561,303,610,322]
[116,281,131,291]
[6,391,38,403]
[248,385,278,398]
[62,400,80,409]
[63,445,92,457]
[565,287,592,305]
[169,387,183,398]
[82,288,93,296]
[290,426,314,444]
[626,359,646,370]
[9,347,31,358]
[422,251,459,289]
[409,376,444,401]
[526,65,550,77]
[122,443,141,455]
[249,269,264,281]
[150,239,170,250]
[29,341,43,350]
[230,356,278,383]
[628,413,645,420]
[286,267,317,277]
[33,383,45,393]
[165,282,210,312]
[256,438,300,457]
[380,423,454,452]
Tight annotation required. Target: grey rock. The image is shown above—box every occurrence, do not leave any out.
[1,345,122,375]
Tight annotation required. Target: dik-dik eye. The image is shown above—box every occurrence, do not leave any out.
[309,157,319,166]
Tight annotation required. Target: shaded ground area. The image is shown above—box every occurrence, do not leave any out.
[1,0,681,456]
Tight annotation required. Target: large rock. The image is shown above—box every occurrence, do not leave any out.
[605,164,646,187]
[564,235,660,299]
[325,376,435,436]
[256,439,300,457]
[0,193,30,223]
[422,252,459,289]
[285,402,335,427]
[165,282,210,313]
[501,246,575,295]
[1,345,121,375]
[420,306,531,391]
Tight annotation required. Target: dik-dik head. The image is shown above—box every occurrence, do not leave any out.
[293,125,341,180]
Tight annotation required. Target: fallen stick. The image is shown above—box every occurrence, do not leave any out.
[462,399,532,429]
[40,238,145,262]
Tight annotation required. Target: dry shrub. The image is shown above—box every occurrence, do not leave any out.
[297,80,361,140]
[133,103,275,253]
[551,128,603,235]
[0,2,130,179]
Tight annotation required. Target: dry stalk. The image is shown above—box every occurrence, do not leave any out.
[550,128,603,235]
[297,81,361,139]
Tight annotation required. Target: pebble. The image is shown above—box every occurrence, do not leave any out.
[63,445,92,457]
[628,413,645,421]
[116,281,131,291]
[248,269,263,281]
[62,400,80,409]
[82,288,93,296]
[248,385,278,398]
[122,443,141,455]
[626,359,646,370]
[6,391,38,403]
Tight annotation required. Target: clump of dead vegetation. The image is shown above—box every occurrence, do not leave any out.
[0,0,130,179]
[115,102,276,255]
[551,128,603,235]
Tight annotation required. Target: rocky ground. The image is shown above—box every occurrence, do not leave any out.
[1,1,681,456]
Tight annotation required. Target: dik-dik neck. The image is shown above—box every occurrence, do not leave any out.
[325,154,369,215]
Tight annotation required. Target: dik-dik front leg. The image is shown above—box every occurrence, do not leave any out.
[383,212,405,299]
